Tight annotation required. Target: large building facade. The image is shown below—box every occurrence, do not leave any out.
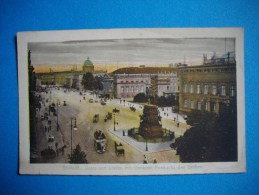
[112,67,178,99]
[114,74,151,99]
[150,73,178,97]
[178,54,236,114]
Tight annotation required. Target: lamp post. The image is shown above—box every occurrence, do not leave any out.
[145,128,148,151]
[113,113,117,131]
[70,118,78,155]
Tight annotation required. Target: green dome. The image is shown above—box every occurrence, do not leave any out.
[84,57,93,66]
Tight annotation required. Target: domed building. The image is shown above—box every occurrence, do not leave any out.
[82,57,94,73]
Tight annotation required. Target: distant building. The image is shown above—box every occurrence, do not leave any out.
[96,74,114,98]
[178,52,236,114]
[203,51,235,65]
[112,67,178,99]
[150,73,178,97]
[82,57,94,73]
[169,63,188,68]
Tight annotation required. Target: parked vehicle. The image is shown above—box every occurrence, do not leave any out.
[89,99,94,103]
[104,112,112,122]
[93,114,99,123]
[114,141,125,156]
[113,108,120,113]
[94,130,107,154]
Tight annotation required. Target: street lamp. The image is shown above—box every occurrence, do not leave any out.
[145,128,148,151]
[56,100,60,131]
[70,118,78,155]
[113,112,118,131]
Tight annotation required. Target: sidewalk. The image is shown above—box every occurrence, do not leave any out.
[108,128,174,154]
[35,92,65,158]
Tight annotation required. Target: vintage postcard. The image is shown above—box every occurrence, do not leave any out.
[17,28,245,175]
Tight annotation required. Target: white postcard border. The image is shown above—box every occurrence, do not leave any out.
[18,28,245,175]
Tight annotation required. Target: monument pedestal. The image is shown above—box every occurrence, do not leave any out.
[139,105,163,139]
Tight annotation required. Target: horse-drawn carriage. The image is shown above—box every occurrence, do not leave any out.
[114,141,125,156]
[113,108,120,113]
[104,112,112,122]
[93,114,99,123]
[94,130,107,154]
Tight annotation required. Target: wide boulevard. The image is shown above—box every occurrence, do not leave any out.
[34,86,189,164]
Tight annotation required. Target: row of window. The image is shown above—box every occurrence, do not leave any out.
[182,83,235,96]
[120,80,148,84]
[120,85,145,93]
[183,99,217,112]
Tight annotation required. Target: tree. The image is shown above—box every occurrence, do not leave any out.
[133,93,148,102]
[150,95,176,107]
[68,144,88,163]
[175,108,237,162]
[95,76,104,91]
[81,72,96,91]
[81,72,104,92]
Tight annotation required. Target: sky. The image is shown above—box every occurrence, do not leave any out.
[28,38,235,72]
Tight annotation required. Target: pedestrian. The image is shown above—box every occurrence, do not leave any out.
[56,149,59,156]
[143,155,148,164]
[45,126,47,132]
[55,142,58,150]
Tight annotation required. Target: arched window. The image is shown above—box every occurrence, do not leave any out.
[190,100,194,109]
[212,84,217,95]
[204,84,208,94]
[190,83,194,93]
[221,85,226,96]
[183,100,188,108]
[196,84,200,94]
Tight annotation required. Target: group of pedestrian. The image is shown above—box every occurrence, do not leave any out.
[143,155,157,164]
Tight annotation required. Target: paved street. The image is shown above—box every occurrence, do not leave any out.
[33,86,188,163]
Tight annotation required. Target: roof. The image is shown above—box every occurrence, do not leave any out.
[112,67,177,75]
[83,57,93,66]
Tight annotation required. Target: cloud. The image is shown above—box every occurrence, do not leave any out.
[28,38,235,66]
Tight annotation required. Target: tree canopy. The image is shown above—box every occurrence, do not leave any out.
[68,144,88,163]
[150,95,177,107]
[81,72,103,91]
[133,93,148,102]
[175,106,237,162]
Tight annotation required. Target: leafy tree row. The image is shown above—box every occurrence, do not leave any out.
[175,104,237,162]
[133,93,177,107]
[150,95,177,107]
